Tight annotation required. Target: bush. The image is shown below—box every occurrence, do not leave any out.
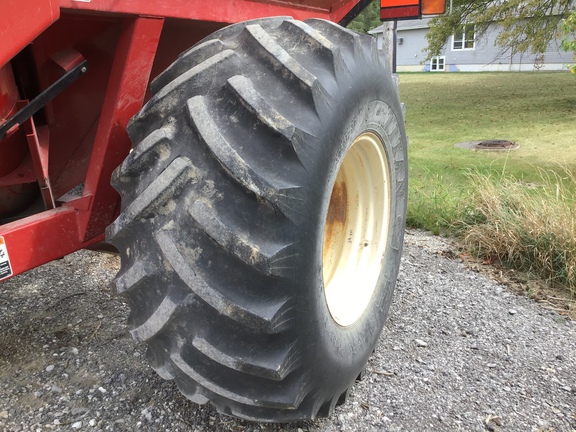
[561,11,576,75]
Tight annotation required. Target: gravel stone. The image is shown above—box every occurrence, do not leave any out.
[1,230,575,431]
[71,407,89,415]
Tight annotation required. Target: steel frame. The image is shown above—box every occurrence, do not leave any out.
[57,0,359,24]
[0,0,375,280]
[0,15,163,279]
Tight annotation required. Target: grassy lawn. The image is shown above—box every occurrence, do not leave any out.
[400,72,576,229]
[399,72,576,304]
[401,72,576,171]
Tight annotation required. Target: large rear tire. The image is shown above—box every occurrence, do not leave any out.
[107,17,407,422]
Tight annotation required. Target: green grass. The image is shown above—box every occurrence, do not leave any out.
[400,72,576,233]
[399,72,576,299]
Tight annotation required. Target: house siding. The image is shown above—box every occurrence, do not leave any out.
[396,27,429,68]
[372,19,573,72]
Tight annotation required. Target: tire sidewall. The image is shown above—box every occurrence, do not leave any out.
[299,72,407,396]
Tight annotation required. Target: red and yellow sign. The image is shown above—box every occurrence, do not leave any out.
[380,0,446,20]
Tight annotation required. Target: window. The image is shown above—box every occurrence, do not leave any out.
[430,56,445,72]
[453,24,475,50]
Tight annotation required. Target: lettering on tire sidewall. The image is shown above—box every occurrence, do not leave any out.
[0,236,13,281]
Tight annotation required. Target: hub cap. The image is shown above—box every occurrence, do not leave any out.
[322,132,391,327]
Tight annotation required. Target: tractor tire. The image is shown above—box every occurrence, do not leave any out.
[107,17,407,422]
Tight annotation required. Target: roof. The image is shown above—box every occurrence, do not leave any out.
[368,17,433,34]
[368,25,384,35]
[397,17,433,30]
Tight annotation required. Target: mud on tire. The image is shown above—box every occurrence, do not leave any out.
[107,17,407,422]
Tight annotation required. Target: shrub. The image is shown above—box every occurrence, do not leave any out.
[561,11,576,75]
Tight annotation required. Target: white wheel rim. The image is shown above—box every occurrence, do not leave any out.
[322,132,391,327]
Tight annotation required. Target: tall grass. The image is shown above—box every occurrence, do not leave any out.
[407,166,478,235]
[400,72,576,302]
[461,168,576,295]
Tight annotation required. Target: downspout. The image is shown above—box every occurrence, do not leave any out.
[392,19,398,73]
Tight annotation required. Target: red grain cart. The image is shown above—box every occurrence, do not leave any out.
[0,0,444,421]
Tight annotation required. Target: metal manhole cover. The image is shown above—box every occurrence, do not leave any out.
[455,140,519,151]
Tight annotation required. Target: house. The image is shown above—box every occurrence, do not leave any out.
[369,18,572,72]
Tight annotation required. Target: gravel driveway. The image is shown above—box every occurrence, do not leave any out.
[1,230,574,431]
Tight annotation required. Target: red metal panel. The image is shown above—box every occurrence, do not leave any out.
[0,65,19,122]
[0,65,27,179]
[381,0,418,6]
[329,0,362,23]
[30,16,121,200]
[0,0,60,67]
[255,0,349,10]
[57,0,360,22]
[380,0,422,20]
[0,206,102,279]
[380,5,420,19]
[80,16,164,241]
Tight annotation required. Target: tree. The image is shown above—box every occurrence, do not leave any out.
[347,0,382,33]
[425,0,574,60]
[560,10,576,74]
